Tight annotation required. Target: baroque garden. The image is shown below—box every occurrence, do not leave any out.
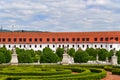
[0,31,120,80]
[0,45,119,80]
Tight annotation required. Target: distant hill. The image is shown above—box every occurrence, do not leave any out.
[0,29,11,32]
[0,29,48,32]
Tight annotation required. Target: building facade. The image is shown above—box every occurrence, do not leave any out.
[0,31,120,51]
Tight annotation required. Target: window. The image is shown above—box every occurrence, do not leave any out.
[35,45,37,48]
[53,45,55,48]
[8,38,11,42]
[47,38,50,42]
[19,38,22,42]
[105,37,108,41]
[2,38,5,42]
[29,45,31,48]
[105,45,107,48]
[78,45,79,48]
[94,38,97,41]
[39,38,42,42]
[82,45,84,48]
[95,45,97,48]
[14,38,17,42]
[77,38,80,41]
[86,38,89,41]
[66,38,69,41]
[9,45,11,48]
[47,45,49,47]
[35,38,37,42]
[72,45,74,47]
[87,45,89,48]
[40,45,42,48]
[62,45,64,48]
[58,38,61,41]
[110,45,112,48]
[110,37,113,40]
[29,38,32,42]
[67,45,69,48]
[101,45,103,48]
[0,38,1,42]
[100,38,103,41]
[115,37,118,41]
[82,38,85,41]
[62,38,65,41]
[24,45,26,48]
[19,45,21,48]
[23,38,26,42]
[72,38,75,41]
[52,38,55,41]
[59,45,61,48]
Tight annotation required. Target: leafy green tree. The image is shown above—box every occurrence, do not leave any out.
[26,49,35,57]
[35,50,42,55]
[116,50,120,64]
[107,50,114,61]
[67,48,75,57]
[0,47,12,63]
[56,48,64,61]
[40,47,58,63]
[18,51,33,63]
[4,50,12,63]
[97,49,108,61]
[16,48,25,54]
[86,48,97,60]
[0,52,5,64]
[74,49,89,63]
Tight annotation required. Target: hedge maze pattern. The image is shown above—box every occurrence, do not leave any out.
[0,65,110,80]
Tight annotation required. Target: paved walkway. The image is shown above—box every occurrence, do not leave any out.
[101,71,120,80]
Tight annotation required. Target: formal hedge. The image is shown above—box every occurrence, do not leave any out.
[0,65,107,80]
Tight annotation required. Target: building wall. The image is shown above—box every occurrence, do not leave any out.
[0,31,120,51]
[1,43,120,51]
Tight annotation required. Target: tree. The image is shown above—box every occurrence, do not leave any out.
[26,49,35,57]
[56,48,64,61]
[18,51,33,63]
[108,50,114,61]
[16,48,25,54]
[0,47,12,63]
[97,49,108,61]
[33,50,42,62]
[35,50,42,55]
[86,48,97,60]
[67,48,75,57]
[4,50,12,63]
[74,49,89,63]
[40,47,58,63]
[0,52,5,64]
[116,50,120,64]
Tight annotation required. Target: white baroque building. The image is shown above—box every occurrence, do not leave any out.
[0,31,120,51]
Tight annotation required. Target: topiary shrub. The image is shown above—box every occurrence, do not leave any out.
[74,50,89,63]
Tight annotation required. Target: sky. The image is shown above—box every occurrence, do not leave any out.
[0,0,120,32]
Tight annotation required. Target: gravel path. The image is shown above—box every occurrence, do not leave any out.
[101,71,120,80]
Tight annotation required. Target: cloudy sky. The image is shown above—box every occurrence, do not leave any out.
[0,0,120,32]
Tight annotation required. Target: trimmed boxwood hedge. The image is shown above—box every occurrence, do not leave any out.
[0,65,107,80]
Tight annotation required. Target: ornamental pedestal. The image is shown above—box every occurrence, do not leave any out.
[111,55,117,65]
[10,47,18,65]
[61,53,70,65]
[111,49,118,65]
[61,47,74,65]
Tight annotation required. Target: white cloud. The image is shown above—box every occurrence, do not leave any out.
[0,0,120,32]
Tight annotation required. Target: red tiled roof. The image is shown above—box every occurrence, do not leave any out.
[0,31,119,44]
